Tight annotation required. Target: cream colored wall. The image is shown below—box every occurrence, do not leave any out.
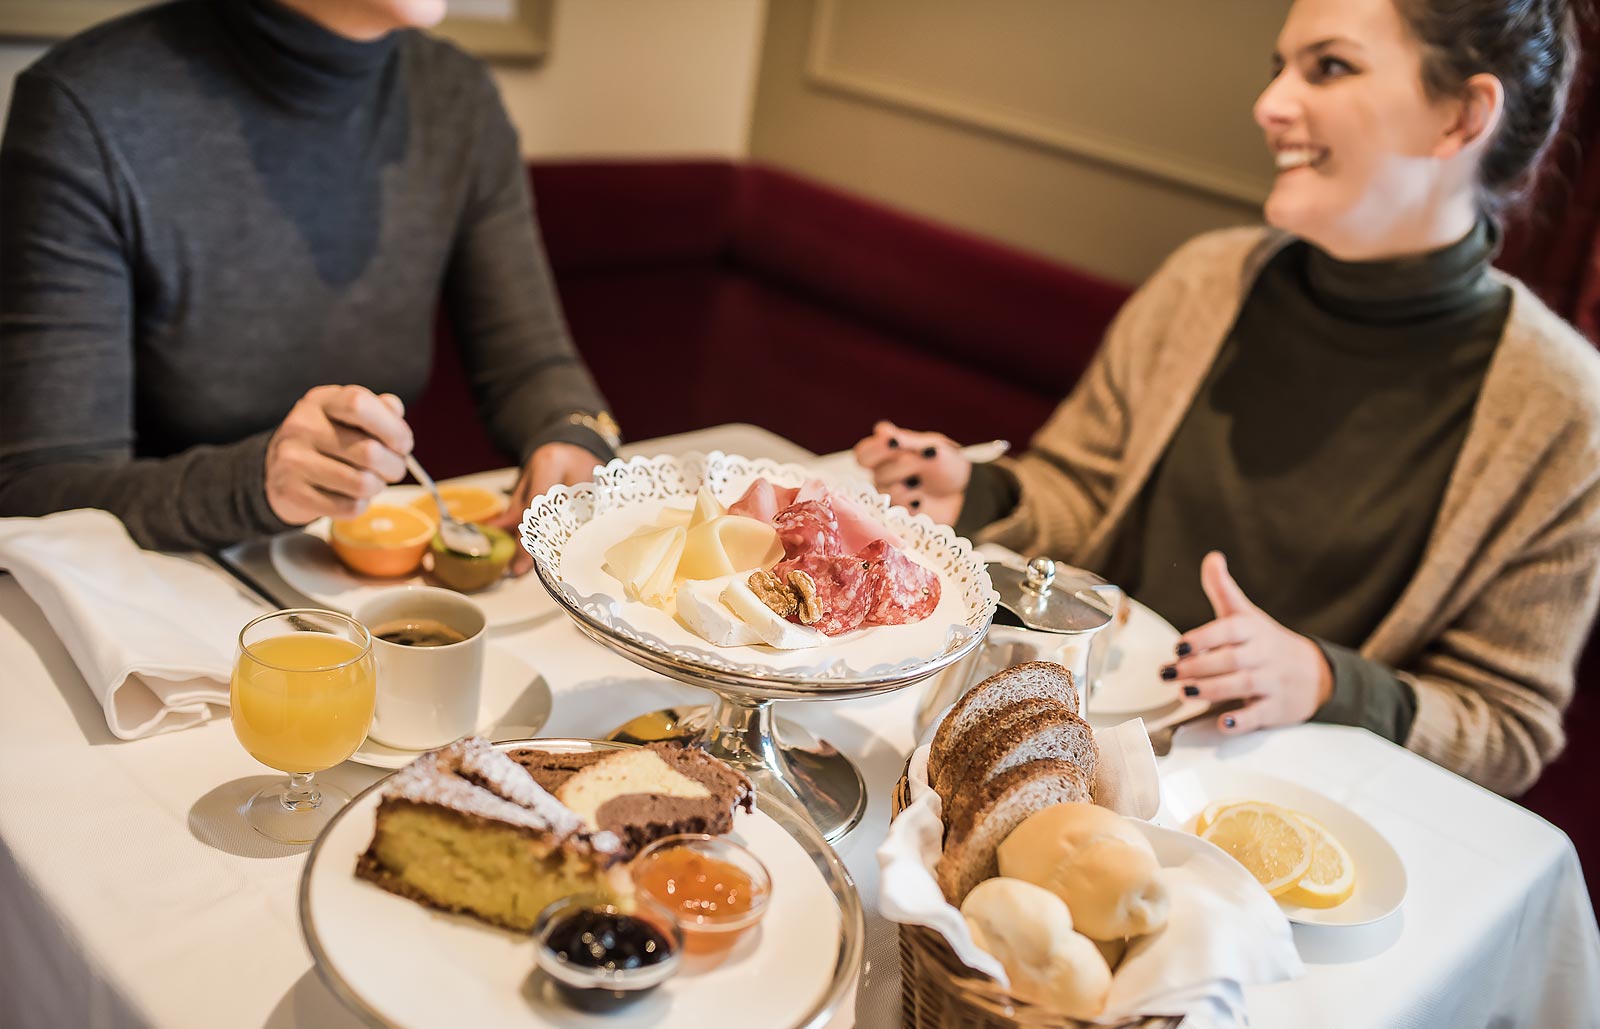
[747,0,1290,285]
[499,0,765,158]
[0,0,767,158]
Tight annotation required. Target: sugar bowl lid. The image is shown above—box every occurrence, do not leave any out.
[987,557,1116,634]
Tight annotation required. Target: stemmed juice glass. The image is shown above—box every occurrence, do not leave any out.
[231,609,377,844]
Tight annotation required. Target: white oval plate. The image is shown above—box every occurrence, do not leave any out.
[301,740,862,1029]
[268,476,560,630]
[346,646,550,770]
[1092,597,1183,715]
[1159,766,1407,927]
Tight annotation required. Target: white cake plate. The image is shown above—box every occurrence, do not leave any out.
[520,452,998,841]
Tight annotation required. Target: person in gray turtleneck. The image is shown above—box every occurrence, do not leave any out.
[0,0,616,554]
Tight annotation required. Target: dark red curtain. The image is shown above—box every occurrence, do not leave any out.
[1498,14,1600,336]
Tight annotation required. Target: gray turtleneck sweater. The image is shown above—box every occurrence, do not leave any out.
[963,221,1511,742]
[0,0,611,551]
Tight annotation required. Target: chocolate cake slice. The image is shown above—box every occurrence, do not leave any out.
[508,742,755,858]
[356,737,627,931]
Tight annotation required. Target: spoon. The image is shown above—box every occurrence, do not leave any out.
[404,454,492,558]
[957,439,1010,463]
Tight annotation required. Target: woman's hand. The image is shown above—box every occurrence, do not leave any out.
[265,386,413,525]
[1167,551,1334,735]
[492,442,603,575]
[850,420,971,526]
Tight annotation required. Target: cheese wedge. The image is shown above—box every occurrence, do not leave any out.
[676,576,763,647]
[603,523,686,607]
[654,505,693,528]
[723,577,827,650]
[688,485,726,530]
[680,515,785,582]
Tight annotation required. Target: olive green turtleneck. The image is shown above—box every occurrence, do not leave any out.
[963,220,1511,743]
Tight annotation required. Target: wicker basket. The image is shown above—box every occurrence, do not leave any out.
[891,773,1183,1029]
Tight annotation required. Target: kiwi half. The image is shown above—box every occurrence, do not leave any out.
[426,525,515,592]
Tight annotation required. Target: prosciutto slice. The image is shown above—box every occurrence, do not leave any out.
[728,479,799,524]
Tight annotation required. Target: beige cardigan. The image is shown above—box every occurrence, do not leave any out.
[981,227,1600,796]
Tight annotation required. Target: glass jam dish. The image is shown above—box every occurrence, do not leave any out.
[631,834,772,954]
[533,894,683,1012]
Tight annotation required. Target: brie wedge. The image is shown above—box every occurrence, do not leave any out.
[676,575,763,647]
[722,577,828,650]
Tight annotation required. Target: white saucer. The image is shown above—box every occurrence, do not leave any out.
[1092,597,1184,715]
[348,645,551,770]
[1158,766,1408,927]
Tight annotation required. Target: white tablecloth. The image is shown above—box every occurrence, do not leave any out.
[1,423,1597,1029]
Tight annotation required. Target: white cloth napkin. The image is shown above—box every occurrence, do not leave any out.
[0,510,266,739]
[878,727,1302,1027]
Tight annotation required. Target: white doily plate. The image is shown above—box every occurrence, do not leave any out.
[519,452,997,686]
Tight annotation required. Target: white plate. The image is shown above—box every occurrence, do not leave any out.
[300,740,862,1029]
[1092,597,1183,715]
[268,475,560,630]
[347,646,551,769]
[1159,766,1407,927]
[523,452,997,684]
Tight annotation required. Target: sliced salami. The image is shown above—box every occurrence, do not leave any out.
[772,499,843,559]
[773,551,873,636]
[857,539,941,626]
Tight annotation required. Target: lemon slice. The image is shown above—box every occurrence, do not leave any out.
[1194,798,1246,835]
[1202,802,1314,896]
[1278,814,1356,908]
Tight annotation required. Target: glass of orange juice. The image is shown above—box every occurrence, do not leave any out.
[231,609,377,844]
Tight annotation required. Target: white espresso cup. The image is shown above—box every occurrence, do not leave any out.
[353,586,486,750]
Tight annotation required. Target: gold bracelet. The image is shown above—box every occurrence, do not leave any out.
[566,411,622,450]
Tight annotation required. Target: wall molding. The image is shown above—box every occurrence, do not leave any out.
[802,0,1265,209]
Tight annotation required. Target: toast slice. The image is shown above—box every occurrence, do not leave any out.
[936,758,1092,904]
[927,661,1079,790]
[936,702,1098,810]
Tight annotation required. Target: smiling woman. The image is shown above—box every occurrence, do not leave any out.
[853,0,1600,798]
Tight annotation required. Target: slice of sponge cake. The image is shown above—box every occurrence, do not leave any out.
[356,737,627,932]
[510,742,755,858]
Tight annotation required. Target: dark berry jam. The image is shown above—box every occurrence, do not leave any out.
[539,909,675,1011]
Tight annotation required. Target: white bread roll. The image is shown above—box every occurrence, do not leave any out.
[960,878,1111,1019]
[997,802,1169,940]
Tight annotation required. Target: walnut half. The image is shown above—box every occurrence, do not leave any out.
[748,570,797,618]
[787,570,822,625]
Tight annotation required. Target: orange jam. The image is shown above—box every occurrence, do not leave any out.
[633,848,765,952]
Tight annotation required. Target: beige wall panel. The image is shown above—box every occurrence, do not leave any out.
[749,0,1289,285]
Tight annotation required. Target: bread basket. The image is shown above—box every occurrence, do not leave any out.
[890,771,1183,1029]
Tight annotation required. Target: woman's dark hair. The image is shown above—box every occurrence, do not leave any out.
[1394,0,1580,206]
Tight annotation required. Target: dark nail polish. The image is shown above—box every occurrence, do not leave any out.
[1223,716,1237,728]
[910,499,922,510]
[905,475,922,489]
[922,446,938,458]
[1183,685,1200,697]
[1175,641,1192,657]
[888,438,900,449]
[1160,665,1177,681]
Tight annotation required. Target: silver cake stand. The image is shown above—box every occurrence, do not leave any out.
[520,453,997,843]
